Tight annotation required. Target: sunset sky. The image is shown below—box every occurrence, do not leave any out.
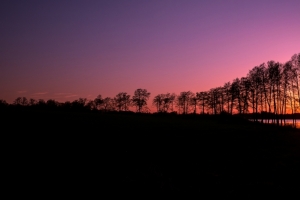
[1,0,300,108]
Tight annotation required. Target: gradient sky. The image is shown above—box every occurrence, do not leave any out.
[1,0,300,109]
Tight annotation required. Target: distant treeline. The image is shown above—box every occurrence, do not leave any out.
[1,53,300,122]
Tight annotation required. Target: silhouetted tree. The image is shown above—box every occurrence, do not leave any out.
[94,95,104,110]
[223,82,231,114]
[231,78,242,114]
[46,99,59,108]
[163,93,176,112]
[189,93,198,114]
[153,94,164,112]
[28,98,37,106]
[72,98,87,110]
[132,89,150,113]
[282,61,293,124]
[153,93,176,113]
[114,92,131,111]
[36,99,46,108]
[102,97,115,112]
[240,77,250,114]
[291,53,300,107]
[215,86,226,113]
[207,88,219,114]
[0,99,8,109]
[14,97,28,106]
[86,100,96,110]
[61,101,72,110]
[248,66,263,120]
[177,91,193,114]
[196,91,208,114]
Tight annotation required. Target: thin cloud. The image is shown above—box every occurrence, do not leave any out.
[17,90,27,94]
[33,92,48,95]
[55,93,72,95]
[64,94,78,98]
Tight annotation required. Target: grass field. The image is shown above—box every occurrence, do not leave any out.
[2,109,300,197]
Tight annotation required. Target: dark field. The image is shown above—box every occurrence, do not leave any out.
[2,109,300,197]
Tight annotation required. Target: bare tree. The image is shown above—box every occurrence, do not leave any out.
[114,92,131,111]
[94,95,104,110]
[29,98,37,106]
[132,89,150,113]
[196,91,208,114]
[223,82,231,113]
[86,100,97,110]
[153,94,164,112]
[189,94,198,114]
[0,99,8,109]
[102,97,115,112]
[207,88,218,114]
[163,93,176,112]
[152,93,176,113]
[14,97,28,106]
[72,98,87,110]
[177,91,194,114]
[231,78,242,114]
[240,77,250,114]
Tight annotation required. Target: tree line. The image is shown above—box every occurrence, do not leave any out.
[1,53,299,126]
[0,88,151,113]
[170,53,300,126]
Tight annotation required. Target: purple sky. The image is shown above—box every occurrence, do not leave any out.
[1,0,300,109]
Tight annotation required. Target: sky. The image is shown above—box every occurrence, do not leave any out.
[1,0,300,109]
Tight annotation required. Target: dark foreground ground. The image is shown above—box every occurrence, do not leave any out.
[2,109,300,197]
